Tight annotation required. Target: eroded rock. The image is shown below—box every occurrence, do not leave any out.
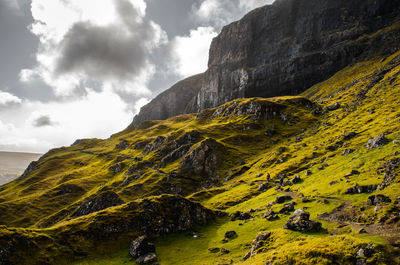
[366,134,389,149]
[284,209,322,232]
[71,191,124,217]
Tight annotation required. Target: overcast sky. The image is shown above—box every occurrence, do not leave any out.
[0,0,273,153]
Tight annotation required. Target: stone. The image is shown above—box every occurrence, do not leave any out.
[344,170,360,178]
[258,183,270,191]
[224,231,238,239]
[291,175,301,184]
[263,211,279,221]
[275,195,292,204]
[231,211,252,221]
[279,202,296,214]
[366,134,389,149]
[366,195,391,206]
[208,247,220,253]
[284,209,322,232]
[220,248,230,254]
[305,170,312,176]
[136,253,157,264]
[129,236,156,259]
[343,132,358,141]
[345,184,378,194]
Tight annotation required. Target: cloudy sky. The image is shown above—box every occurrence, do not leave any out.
[0,0,273,153]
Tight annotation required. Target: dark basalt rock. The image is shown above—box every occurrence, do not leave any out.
[129,74,203,126]
[284,209,322,232]
[71,191,124,217]
[143,136,166,154]
[366,195,391,205]
[129,236,156,260]
[279,201,296,214]
[275,195,292,204]
[263,211,279,221]
[230,211,252,221]
[345,184,378,194]
[19,161,39,180]
[136,253,157,265]
[224,231,238,239]
[196,0,400,111]
[180,139,225,178]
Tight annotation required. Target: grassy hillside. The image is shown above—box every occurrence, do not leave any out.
[0,152,42,185]
[1,51,400,264]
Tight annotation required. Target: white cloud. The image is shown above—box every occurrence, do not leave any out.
[0,91,22,105]
[170,27,217,78]
[0,89,133,153]
[194,0,274,29]
[21,0,166,96]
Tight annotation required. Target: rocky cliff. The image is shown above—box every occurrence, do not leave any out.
[196,0,400,110]
[130,74,203,126]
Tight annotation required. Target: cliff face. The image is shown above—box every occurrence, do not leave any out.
[130,74,203,126]
[196,0,400,110]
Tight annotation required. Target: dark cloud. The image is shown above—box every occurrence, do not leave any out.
[55,0,163,81]
[32,115,56,127]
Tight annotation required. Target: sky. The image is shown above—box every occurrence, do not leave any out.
[0,0,274,153]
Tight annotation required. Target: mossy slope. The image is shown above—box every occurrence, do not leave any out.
[1,52,400,264]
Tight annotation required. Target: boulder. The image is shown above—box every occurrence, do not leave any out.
[284,209,322,232]
[366,134,389,149]
[224,231,238,239]
[279,202,296,214]
[366,195,391,206]
[230,211,252,221]
[136,253,157,264]
[275,195,292,204]
[345,185,377,194]
[263,211,279,221]
[129,236,156,259]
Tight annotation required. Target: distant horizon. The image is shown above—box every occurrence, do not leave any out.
[0,150,42,155]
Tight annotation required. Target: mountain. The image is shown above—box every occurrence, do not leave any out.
[0,152,42,185]
[133,0,400,124]
[1,1,400,265]
[130,74,203,126]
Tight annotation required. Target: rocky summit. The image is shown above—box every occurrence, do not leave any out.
[1,0,400,264]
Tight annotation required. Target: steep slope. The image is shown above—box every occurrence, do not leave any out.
[1,51,400,264]
[132,0,400,125]
[130,74,203,126]
[0,152,42,185]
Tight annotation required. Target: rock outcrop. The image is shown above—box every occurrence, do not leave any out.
[196,0,400,110]
[130,74,203,126]
[71,191,124,218]
[284,209,322,232]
